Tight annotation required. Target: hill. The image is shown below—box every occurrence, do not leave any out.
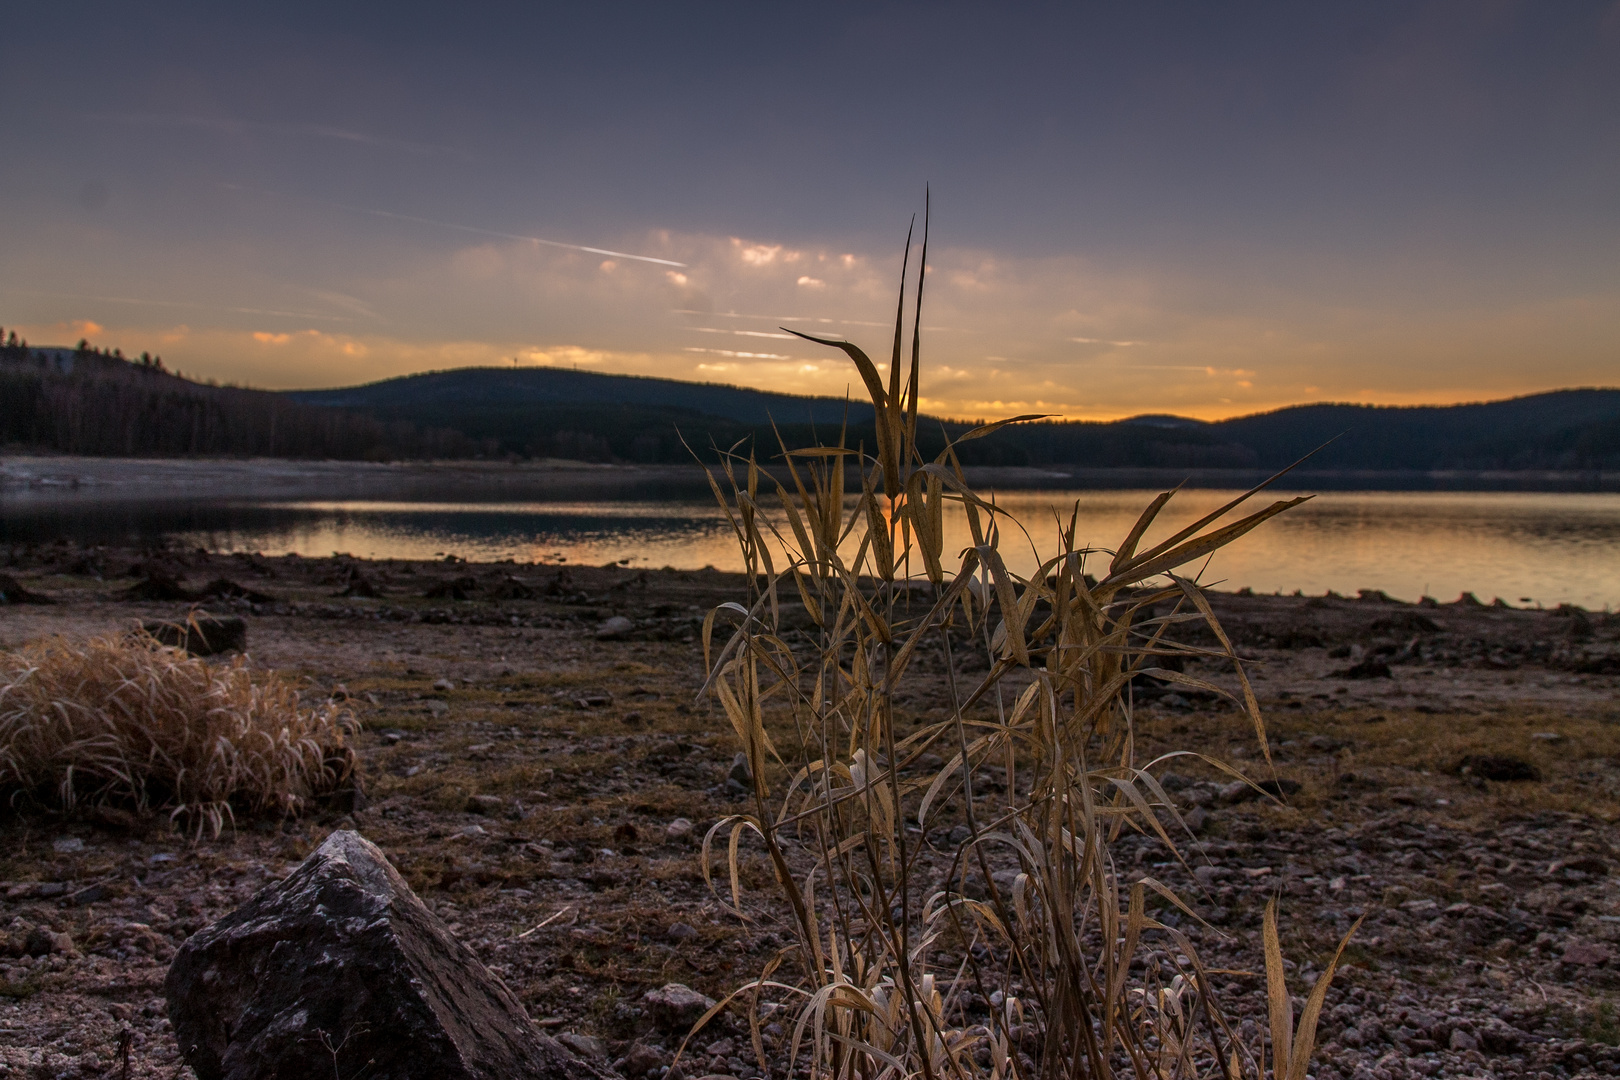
[1013,390,1620,472]
[288,366,1620,472]
[288,367,876,426]
[4,332,1617,473]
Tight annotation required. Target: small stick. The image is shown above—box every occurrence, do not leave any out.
[515,906,574,939]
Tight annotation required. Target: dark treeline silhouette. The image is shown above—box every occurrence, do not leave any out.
[0,332,479,459]
[295,366,1620,471]
[5,338,1618,470]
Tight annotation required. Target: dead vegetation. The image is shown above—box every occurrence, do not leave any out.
[0,627,356,836]
[692,215,1354,1079]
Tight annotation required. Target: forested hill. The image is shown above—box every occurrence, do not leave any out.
[3,335,1617,471]
[1017,390,1620,471]
[0,335,478,459]
[288,367,877,426]
[287,367,1620,471]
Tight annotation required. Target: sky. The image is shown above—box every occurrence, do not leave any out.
[2,1,1618,421]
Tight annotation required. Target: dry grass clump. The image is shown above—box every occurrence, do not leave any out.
[693,211,1357,1079]
[0,629,356,836]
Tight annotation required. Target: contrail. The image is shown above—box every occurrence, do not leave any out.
[364,209,687,267]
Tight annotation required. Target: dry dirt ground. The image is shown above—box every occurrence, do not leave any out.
[2,545,1619,1080]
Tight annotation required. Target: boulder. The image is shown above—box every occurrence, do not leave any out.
[165,830,615,1080]
[596,615,635,640]
[642,983,716,1033]
[142,615,246,656]
[0,573,53,604]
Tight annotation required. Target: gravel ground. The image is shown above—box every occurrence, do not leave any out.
[1,546,1618,1079]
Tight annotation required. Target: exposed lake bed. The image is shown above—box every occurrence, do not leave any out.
[2,547,1619,1077]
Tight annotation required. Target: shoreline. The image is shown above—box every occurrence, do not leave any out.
[5,454,1618,504]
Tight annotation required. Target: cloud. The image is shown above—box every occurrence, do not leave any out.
[797,276,825,289]
[734,240,784,266]
[683,347,793,360]
[17,216,1615,421]
[688,328,794,339]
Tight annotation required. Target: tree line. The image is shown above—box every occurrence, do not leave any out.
[0,332,482,460]
[3,329,1614,470]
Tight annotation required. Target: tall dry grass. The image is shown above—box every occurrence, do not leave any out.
[693,213,1357,1079]
[0,628,356,836]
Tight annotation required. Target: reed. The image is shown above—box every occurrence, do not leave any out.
[693,213,1356,1079]
[0,627,356,836]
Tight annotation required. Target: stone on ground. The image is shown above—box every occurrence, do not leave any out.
[165,829,616,1080]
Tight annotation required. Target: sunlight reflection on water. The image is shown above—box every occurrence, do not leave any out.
[137,490,1620,609]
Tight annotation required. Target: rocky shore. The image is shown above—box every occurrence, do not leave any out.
[1,546,1617,1078]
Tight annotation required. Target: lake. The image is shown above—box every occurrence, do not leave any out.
[4,488,1619,609]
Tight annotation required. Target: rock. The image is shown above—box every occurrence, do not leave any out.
[142,615,247,656]
[666,922,699,942]
[52,837,84,853]
[615,1042,667,1078]
[121,570,193,602]
[1561,940,1613,966]
[642,983,716,1033]
[23,927,53,957]
[1456,754,1541,782]
[165,830,611,1080]
[596,615,635,640]
[432,678,456,692]
[68,883,106,906]
[424,575,479,600]
[1332,658,1391,679]
[466,794,504,814]
[49,931,74,955]
[1184,807,1209,834]
[1450,1029,1479,1052]
[1221,778,1301,804]
[665,818,694,841]
[0,573,53,604]
[725,753,752,795]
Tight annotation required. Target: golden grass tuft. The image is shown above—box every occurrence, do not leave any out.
[0,629,356,836]
[691,207,1356,1079]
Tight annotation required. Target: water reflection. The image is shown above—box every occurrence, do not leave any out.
[3,490,1617,609]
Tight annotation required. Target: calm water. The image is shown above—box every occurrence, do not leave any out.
[4,490,1619,609]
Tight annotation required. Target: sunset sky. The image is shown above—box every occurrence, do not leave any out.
[3,2,1617,421]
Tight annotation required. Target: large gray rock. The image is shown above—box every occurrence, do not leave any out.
[165,830,615,1080]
